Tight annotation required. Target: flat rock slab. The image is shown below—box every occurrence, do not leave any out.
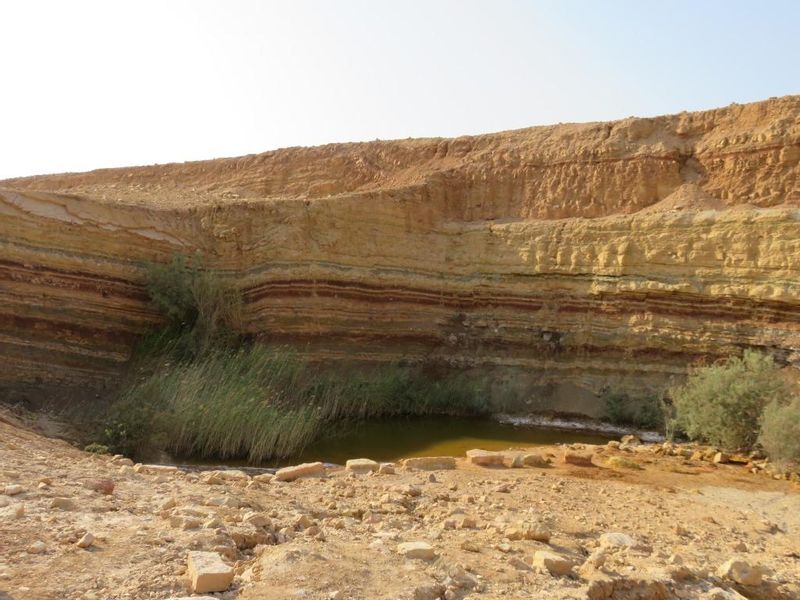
[401,457,456,471]
[717,559,763,586]
[274,462,326,482]
[522,453,551,468]
[599,532,638,549]
[346,458,379,473]
[134,464,178,475]
[532,550,575,576]
[187,551,234,593]
[397,541,437,560]
[561,449,595,467]
[466,449,506,466]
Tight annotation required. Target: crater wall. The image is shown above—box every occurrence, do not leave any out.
[2,96,799,410]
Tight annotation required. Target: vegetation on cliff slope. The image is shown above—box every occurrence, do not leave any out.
[100,255,490,461]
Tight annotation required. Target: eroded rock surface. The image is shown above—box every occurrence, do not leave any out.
[2,96,799,407]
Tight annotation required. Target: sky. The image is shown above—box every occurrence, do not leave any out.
[0,0,798,180]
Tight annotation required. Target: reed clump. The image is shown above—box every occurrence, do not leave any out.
[100,255,489,460]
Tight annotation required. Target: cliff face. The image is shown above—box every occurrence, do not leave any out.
[2,96,799,412]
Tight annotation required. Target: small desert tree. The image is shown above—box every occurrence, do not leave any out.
[671,350,789,450]
[759,396,800,464]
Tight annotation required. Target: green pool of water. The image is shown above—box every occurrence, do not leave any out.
[171,416,616,469]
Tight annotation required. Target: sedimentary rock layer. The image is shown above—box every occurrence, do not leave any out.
[1,96,799,411]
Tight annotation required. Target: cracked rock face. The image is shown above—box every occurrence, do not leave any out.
[1,95,799,408]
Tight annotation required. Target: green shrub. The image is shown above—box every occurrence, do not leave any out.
[143,254,241,359]
[602,391,664,430]
[83,442,110,455]
[759,397,800,464]
[671,350,789,451]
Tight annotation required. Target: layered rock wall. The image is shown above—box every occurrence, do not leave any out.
[2,96,799,411]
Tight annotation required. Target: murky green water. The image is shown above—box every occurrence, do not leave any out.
[171,416,615,469]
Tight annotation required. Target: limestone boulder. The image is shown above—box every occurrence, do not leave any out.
[465,449,505,467]
[401,457,456,471]
[274,462,326,482]
[187,551,234,593]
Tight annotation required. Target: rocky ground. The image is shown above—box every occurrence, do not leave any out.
[1,410,799,600]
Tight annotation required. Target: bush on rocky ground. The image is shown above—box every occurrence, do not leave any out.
[671,350,792,452]
[758,396,800,464]
[83,442,110,454]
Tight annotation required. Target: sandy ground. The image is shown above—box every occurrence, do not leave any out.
[1,410,798,600]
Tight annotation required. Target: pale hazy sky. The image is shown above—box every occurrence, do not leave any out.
[1,0,798,180]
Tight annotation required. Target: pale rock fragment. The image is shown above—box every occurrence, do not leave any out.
[401,457,456,471]
[532,550,575,576]
[717,559,763,586]
[346,458,379,474]
[397,541,437,560]
[187,551,234,593]
[274,462,326,482]
[466,449,505,467]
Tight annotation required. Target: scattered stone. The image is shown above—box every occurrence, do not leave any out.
[274,462,326,482]
[605,456,642,470]
[599,532,638,550]
[466,449,505,467]
[378,462,396,475]
[532,550,575,576]
[134,464,178,475]
[50,497,77,511]
[346,458,379,474]
[522,453,550,468]
[26,540,46,554]
[510,454,525,468]
[413,583,445,600]
[457,516,477,529]
[620,435,641,446]
[702,588,748,600]
[561,449,595,467]
[397,541,437,560]
[76,532,95,548]
[252,473,274,484]
[187,551,234,593]
[242,512,271,528]
[585,575,669,599]
[713,452,730,464]
[524,525,551,543]
[3,484,23,496]
[717,559,763,586]
[402,457,456,471]
[85,478,115,495]
[509,556,533,571]
[0,503,25,520]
